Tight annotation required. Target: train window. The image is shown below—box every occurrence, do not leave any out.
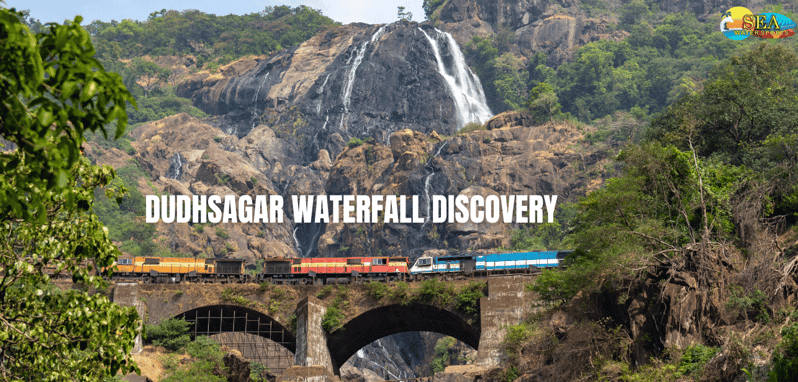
[389,257,405,262]
[416,258,431,266]
[293,259,302,265]
[143,258,160,265]
[205,259,215,264]
[118,258,133,265]
[373,258,386,265]
[346,258,362,265]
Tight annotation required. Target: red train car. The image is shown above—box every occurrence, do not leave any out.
[261,256,409,285]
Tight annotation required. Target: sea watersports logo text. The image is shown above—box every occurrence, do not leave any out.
[720,6,796,40]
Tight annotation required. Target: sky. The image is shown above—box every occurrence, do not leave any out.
[6,0,426,25]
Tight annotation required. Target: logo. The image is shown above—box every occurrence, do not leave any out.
[720,7,797,39]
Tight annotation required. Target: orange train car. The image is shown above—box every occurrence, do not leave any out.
[261,256,410,285]
[108,257,247,283]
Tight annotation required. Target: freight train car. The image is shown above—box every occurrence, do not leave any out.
[109,257,247,283]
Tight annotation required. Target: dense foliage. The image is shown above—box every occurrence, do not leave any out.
[532,42,798,302]
[0,8,139,380]
[466,9,798,123]
[86,6,338,68]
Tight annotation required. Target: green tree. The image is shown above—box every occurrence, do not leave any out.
[397,6,413,21]
[130,58,169,98]
[0,9,140,381]
[423,0,447,19]
[526,82,562,122]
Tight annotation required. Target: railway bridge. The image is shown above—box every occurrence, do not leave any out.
[113,275,544,378]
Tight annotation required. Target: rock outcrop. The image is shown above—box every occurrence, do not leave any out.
[176,20,494,166]
[434,0,629,65]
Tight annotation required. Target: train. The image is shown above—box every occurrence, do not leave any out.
[105,250,573,284]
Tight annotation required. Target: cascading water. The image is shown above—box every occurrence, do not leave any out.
[166,153,184,180]
[339,25,388,129]
[316,74,331,116]
[250,72,270,129]
[292,227,301,254]
[418,28,493,128]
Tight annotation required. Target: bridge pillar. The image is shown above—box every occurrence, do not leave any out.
[112,282,145,354]
[475,276,536,367]
[293,296,334,372]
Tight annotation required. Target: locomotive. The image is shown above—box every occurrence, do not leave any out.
[106,250,572,284]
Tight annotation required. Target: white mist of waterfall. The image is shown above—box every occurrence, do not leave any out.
[435,140,449,157]
[292,227,301,254]
[317,74,331,115]
[339,25,388,129]
[419,28,493,128]
[423,172,434,225]
[253,72,270,106]
[170,153,183,180]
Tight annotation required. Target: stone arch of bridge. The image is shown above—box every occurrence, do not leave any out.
[326,303,479,371]
[175,304,296,353]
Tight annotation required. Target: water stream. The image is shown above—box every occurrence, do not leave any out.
[418,28,493,128]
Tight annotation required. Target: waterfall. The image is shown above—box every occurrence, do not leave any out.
[253,72,270,107]
[167,153,184,180]
[418,28,493,128]
[423,172,434,225]
[292,227,301,254]
[250,72,270,129]
[340,25,388,129]
[435,140,449,157]
[317,74,331,115]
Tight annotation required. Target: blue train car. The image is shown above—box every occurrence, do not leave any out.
[409,251,573,275]
[475,251,569,271]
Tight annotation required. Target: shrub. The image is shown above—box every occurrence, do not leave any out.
[457,122,485,135]
[346,137,365,148]
[418,278,456,305]
[144,318,192,351]
[366,281,388,300]
[316,285,334,299]
[770,323,798,381]
[215,227,229,239]
[213,136,223,143]
[389,281,415,305]
[321,305,345,332]
[676,343,719,377]
[727,286,770,323]
[161,336,226,382]
[456,281,486,316]
[503,323,531,356]
[221,287,254,307]
[430,336,457,374]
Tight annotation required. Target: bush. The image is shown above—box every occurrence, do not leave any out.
[770,323,798,381]
[366,281,388,300]
[430,336,457,374]
[316,285,334,299]
[503,323,531,356]
[456,281,486,316]
[388,281,415,305]
[726,286,770,323]
[457,122,485,135]
[347,137,365,148]
[161,336,226,382]
[144,318,192,351]
[418,278,456,305]
[676,343,719,377]
[322,305,345,332]
[215,227,229,239]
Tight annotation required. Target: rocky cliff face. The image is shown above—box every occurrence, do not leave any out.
[176,20,493,166]
[434,0,629,65]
